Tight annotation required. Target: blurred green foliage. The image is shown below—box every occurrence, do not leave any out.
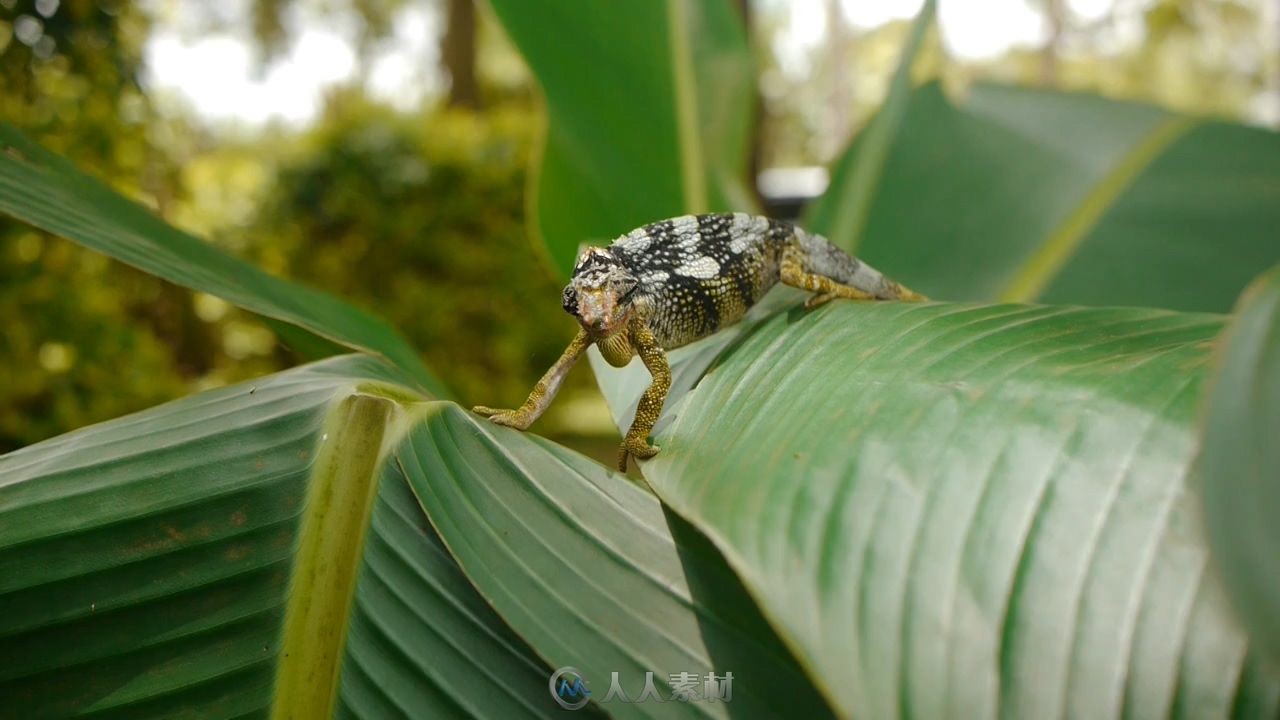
[243,92,577,407]
[0,89,591,452]
[0,232,190,449]
[0,0,200,451]
[0,1,587,452]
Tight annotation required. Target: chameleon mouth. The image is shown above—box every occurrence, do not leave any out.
[581,314,623,337]
[577,290,624,336]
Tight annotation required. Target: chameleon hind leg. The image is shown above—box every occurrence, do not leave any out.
[780,251,876,309]
[780,248,927,309]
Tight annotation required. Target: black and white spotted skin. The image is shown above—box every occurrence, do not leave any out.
[566,212,906,350]
[605,213,786,348]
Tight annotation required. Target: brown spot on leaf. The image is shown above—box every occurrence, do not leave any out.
[130,536,170,553]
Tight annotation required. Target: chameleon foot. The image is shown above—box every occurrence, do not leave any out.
[472,406,534,431]
[617,435,660,472]
[804,292,837,310]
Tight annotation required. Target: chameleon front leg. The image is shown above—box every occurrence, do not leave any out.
[618,318,671,472]
[473,328,591,430]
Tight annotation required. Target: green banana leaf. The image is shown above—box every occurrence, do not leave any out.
[1197,265,1280,667]
[486,0,756,275]
[0,354,832,717]
[590,299,1280,718]
[824,82,1280,312]
[338,459,593,719]
[397,403,833,718]
[0,356,538,718]
[491,0,1280,714]
[0,124,442,395]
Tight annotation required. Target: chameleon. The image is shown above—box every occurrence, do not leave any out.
[473,212,927,472]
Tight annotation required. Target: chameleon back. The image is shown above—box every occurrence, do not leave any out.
[605,213,794,349]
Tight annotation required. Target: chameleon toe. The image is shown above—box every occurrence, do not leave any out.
[617,438,660,471]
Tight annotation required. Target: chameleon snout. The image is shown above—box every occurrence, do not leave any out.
[576,289,625,335]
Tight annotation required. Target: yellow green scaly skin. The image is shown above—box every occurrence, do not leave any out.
[473,213,927,471]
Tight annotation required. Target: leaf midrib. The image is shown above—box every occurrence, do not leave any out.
[998,116,1199,302]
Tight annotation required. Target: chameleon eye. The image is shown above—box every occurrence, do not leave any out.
[615,274,639,298]
[561,285,578,315]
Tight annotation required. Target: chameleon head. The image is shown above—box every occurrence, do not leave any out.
[563,247,638,337]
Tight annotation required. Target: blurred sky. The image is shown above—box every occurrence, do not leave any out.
[143,0,441,125]
[142,0,1274,127]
